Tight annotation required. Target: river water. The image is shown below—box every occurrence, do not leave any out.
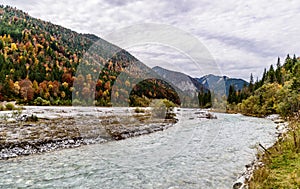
[0,108,277,189]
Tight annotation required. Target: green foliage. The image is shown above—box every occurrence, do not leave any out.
[198,90,212,108]
[229,54,300,117]
[34,97,50,106]
[5,103,15,110]
[129,79,180,107]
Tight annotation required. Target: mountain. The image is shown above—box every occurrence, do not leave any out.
[152,66,248,97]
[152,66,206,93]
[196,74,248,96]
[0,5,181,107]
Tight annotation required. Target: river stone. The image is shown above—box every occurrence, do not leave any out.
[233,182,243,189]
[274,119,284,124]
[6,118,17,123]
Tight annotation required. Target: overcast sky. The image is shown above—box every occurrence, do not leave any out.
[2,0,300,81]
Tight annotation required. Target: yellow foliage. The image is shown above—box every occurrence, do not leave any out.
[125,80,130,87]
[13,81,20,94]
[11,43,17,51]
[62,82,68,88]
[61,91,66,98]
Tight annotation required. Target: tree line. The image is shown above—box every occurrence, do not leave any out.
[227,54,300,117]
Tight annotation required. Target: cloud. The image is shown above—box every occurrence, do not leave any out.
[1,0,300,80]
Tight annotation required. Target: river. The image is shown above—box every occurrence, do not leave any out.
[0,108,277,188]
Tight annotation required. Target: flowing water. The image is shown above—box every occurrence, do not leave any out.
[0,108,277,189]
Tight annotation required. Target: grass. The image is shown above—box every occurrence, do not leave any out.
[0,103,21,111]
[248,119,300,189]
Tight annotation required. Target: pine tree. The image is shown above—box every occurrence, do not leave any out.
[249,73,254,93]
[261,68,267,86]
[268,65,275,83]
[284,54,293,72]
[275,57,282,84]
[293,54,297,64]
[227,85,237,104]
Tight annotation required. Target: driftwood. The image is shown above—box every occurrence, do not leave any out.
[259,143,271,155]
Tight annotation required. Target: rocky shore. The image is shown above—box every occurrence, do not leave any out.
[0,106,181,160]
[0,106,219,160]
[232,114,289,189]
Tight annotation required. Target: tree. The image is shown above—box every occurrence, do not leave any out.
[19,78,34,102]
[275,57,282,84]
[227,85,237,104]
[293,54,297,65]
[268,65,275,83]
[284,54,293,72]
[0,39,3,50]
[249,73,254,93]
[261,68,267,86]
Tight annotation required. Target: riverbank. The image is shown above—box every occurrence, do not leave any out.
[233,113,300,189]
[246,117,300,188]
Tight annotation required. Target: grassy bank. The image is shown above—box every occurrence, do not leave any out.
[248,119,300,189]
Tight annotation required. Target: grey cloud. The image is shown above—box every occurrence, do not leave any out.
[198,31,280,57]
[1,0,300,81]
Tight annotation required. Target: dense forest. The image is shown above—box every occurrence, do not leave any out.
[227,54,300,117]
[0,6,183,107]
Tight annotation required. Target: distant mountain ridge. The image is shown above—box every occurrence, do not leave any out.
[152,66,206,93]
[196,74,248,96]
[152,66,248,96]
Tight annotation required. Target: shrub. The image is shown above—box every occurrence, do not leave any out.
[134,107,145,113]
[72,99,82,106]
[34,97,50,106]
[5,103,15,110]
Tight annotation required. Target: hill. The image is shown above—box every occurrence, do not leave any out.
[0,5,181,107]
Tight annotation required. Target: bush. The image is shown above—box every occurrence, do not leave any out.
[34,97,50,106]
[162,99,177,109]
[134,107,145,113]
[5,103,15,110]
[72,99,82,106]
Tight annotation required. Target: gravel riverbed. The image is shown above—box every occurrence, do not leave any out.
[0,106,188,160]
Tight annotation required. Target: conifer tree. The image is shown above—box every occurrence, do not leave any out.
[275,57,282,84]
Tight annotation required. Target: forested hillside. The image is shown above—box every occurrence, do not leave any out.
[0,5,180,107]
[227,54,300,117]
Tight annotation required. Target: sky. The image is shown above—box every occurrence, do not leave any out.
[1,0,300,81]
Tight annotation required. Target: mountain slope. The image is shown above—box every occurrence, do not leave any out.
[152,66,206,93]
[0,5,181,106]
